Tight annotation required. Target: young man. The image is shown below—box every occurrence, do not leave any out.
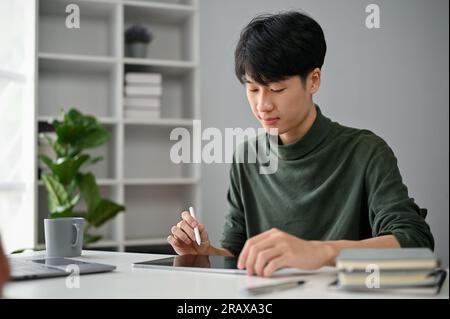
[167,11,434,277]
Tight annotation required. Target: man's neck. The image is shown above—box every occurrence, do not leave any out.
[279,103,317,145]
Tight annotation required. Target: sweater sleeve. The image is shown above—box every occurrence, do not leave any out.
[219,160,247,256]
[365,140,434,249]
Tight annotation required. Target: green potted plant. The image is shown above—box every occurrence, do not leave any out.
[39,108,125,245]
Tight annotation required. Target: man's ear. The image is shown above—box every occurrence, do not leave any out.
[309,68,321,94]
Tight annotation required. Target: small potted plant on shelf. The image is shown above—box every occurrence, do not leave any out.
[38,108,125,245]
[125,24,153,58]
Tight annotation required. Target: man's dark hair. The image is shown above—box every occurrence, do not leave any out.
[235,11,326,86]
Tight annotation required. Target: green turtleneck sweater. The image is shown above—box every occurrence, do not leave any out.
[220,106,434,257]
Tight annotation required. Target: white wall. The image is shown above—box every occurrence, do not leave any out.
[199,0,449,266]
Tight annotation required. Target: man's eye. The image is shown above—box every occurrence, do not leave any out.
[271,88,285,93]
[248,88,259,92]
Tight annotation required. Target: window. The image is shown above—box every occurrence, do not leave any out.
[0,0,36,253]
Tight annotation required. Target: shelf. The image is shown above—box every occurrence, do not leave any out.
[39,52,117,63]
[40,0,116,18]
[37,127,117,180]
[124,178,198,185]
[38,115,118,126]
[38,178,196,186]
[125,238,168,246]
[38,55,118,118]
[124,185,194,240]
[39,0,117,57]
[123,1,195,24]
[123,118,194,126]
[124,125,195,179]
[124,1,196,61]
[38,179,118,186]
[39,53,117,72]
[123,68,196,117]
[124,57,195,68]
[123,58,195,75]
[39,116,193,127]
[32,0,200,253]
[98,179,120,186]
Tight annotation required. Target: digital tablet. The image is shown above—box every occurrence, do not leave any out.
[133,255,246,274]
[132,255,336,276]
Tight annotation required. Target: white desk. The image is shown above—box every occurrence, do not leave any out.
[4,250,449,299]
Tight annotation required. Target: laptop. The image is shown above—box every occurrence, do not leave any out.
[9,257,116,281]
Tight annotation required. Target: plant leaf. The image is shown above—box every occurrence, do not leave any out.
[82,156,104,167]
[50,155,90,185]
[41,174,73,216]
[66,179,78,198]
[45,135,66,158]
[76,127,109,149]
[69,193,80,207]
[66,108,83,123]
[71,211,87,218]
[50,196,79,215]
[83,233,102,245]
[55,108,109,150]
[76,172,101,214]
[89,199,125,228]
[38,154,54,171]
[77,173,125,227]
[55,124,83,148]
[43,108,125,235]
[50,210,75,218]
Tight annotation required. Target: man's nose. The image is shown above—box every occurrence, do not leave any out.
[256,92,274,112]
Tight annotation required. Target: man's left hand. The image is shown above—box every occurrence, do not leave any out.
[237,228,334,277]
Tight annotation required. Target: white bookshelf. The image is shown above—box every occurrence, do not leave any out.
[36,0,200,252]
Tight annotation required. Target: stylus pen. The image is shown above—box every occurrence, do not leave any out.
[189,206,202,246]
[244,280,306,295]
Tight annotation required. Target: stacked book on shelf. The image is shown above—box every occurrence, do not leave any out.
[124,72,162,119]
[334,248,446,295]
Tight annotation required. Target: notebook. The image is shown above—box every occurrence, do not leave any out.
[336,248,439,271]
[334,248,445,295]
[331,269,447,295]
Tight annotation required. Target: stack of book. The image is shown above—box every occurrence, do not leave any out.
[335,248,446,295]
[124,72,162,119]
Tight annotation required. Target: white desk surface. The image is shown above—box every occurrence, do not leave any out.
[4,250,449,299]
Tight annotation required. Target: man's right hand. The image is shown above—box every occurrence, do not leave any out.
[167,211,210,255]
